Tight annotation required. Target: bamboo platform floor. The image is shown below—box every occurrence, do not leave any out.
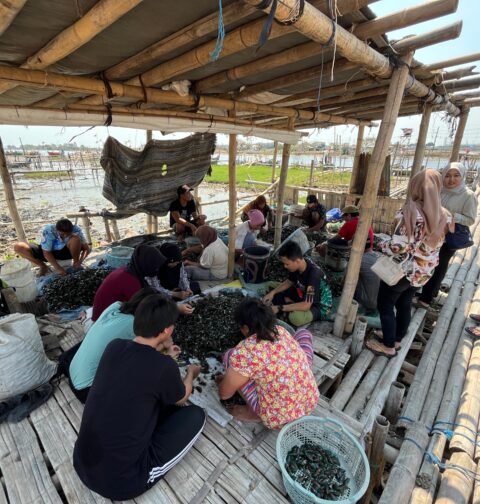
[0,318,351,504]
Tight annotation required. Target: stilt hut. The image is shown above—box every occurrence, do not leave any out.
[0,1,479,503]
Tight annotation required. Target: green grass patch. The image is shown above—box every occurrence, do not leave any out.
[24,170,71,178]
[206,164,350,188]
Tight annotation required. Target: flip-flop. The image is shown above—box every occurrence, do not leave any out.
[469,314,480,323]
[465,326,480,338]
[372,331,401,350]
[365,340,397,359]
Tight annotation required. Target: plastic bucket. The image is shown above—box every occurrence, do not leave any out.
[275,228,311,256]
[105,246,134,269]
[243,246,270,284]
[1,259,37,302]
[325,241,351,272]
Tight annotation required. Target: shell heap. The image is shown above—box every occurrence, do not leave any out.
[43,268,113,311]
[286,442,350,501]
[173,292,245,361]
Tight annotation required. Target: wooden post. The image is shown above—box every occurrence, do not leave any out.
[153,216,158,234]
[334,53,414,337]
[274,117,295,248]
[383,381,405,424]
[146,214,153,234]
[350,316,368,361]
[228,112,237,279]
[411,103,433,178]
[0,137,26,242]
[450,106,470,162]
[308,159,315,188]
[361,416,389,504]
[146,129,152,142]
[436,452,476,504]
[271,140,278,183]
[349,124,365,194]
[111,219,120,241]
[103,217,113,242]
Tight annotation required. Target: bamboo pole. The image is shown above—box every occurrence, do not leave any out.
[436,452,476,504]
[271,141,278,183]
[0,0,144,97]
[350,316,368,361]
[344,357,389,418]
[0,0,26,36]
[111,219,120,241]
[242,1,459,115]
[146,214,153,234]
[330,349,374,410]
[411,103,433,177]
[450,336,480,457]
[384,382,406,424]
[349,125,365,194]
[344,300,359,334]
[450,107,470,162]
[333,52,415,337]
[274,118,295,248]
[103,218,113,242]
[378,423,430,504]
[153,216,158,234]
[228,111,237,279]
[442,65,479,81]
[361,416,389,504]
[398,223,480,431]
[421,51,480,71]
[0,137,26,242]
[391,21,462,54]
[79,210,92,246]
[308,160,315,188]
[360,309,426,436]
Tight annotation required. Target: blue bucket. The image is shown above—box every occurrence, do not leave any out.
[105,246,134,269]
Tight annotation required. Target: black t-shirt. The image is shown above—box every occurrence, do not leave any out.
[169,198,197,227]
[73,339,185,500]
[304,203,326,228]
[288,259,324,318]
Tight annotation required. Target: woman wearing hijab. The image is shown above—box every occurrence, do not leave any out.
[92,244,165,321]
[235,209,265,252]
[416,162,477,308]
[146,242,193,300]
[366,169,452,358]
[184,225,229,280]
[241,195,273,230]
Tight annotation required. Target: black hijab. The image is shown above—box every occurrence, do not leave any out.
[157,242,183,290]
[125,244,166,286]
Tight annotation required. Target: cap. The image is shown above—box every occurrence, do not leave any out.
[177,184,193,196]
[341,205,359,215]
[306,194,318,204]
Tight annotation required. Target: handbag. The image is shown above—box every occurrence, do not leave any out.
[445,223,474,250]
[370,254,406,286]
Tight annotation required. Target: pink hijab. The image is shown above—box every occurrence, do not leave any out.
[403,169,448,248]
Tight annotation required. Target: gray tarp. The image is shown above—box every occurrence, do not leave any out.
[100,134,216,217]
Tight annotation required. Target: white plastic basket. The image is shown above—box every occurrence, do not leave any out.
[276,417,370,504]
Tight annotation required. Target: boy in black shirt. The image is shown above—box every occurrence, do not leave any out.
[169,184,206,235]
[263,241,332,326]
[73,294,205,500]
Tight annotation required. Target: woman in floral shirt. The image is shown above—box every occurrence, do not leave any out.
[366,169,452,358]
[217,298,319,429]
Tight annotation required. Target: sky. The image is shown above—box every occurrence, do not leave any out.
[0,0,478,149]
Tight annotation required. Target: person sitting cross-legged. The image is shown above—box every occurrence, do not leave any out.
[14,218,90,276]
[73,294,206,500]
[262,241,332,327]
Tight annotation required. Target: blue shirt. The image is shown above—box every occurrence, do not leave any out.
[69,302,135,390]
[40,223,86,251]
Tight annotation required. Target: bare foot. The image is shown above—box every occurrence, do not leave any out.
[373,330,401,350]
[227,404,262,423]
[36,266,49,277]
[365,339,396,357]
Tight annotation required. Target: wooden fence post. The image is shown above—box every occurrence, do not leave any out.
[228,112,237,279]
[334,53,414,337]
[349,124,365,194]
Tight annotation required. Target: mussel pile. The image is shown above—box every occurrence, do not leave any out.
[304,229,328,246]
[265,258,289,282]
[263,224,298,244]
[285,442,350,500]
[173,292,245,361]
[43,268,113,311]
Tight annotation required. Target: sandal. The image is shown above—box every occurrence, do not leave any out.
[413,297,430,309]
[465,326,480,338]
[372,330,401,350]
[365,339,397,359]
[469,314,480,323]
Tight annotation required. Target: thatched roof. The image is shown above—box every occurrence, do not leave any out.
[0,0,477,142]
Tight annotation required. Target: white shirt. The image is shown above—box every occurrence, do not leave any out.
[235,221,258,249]
[200,238,229,279]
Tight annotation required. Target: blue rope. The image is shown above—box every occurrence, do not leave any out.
[210,0,225,62]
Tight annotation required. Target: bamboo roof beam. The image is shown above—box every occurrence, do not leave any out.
[421,52,480,71]
[240,0,460,115]
[0,0,145,97]
[440,66,478,81]
[0,65,372,126]
[463,97,480,106]
[353,0,459,40]
[0,0,27,37]
[451,91,480,101]
[442,76,480,92]
[390,21,462,54]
